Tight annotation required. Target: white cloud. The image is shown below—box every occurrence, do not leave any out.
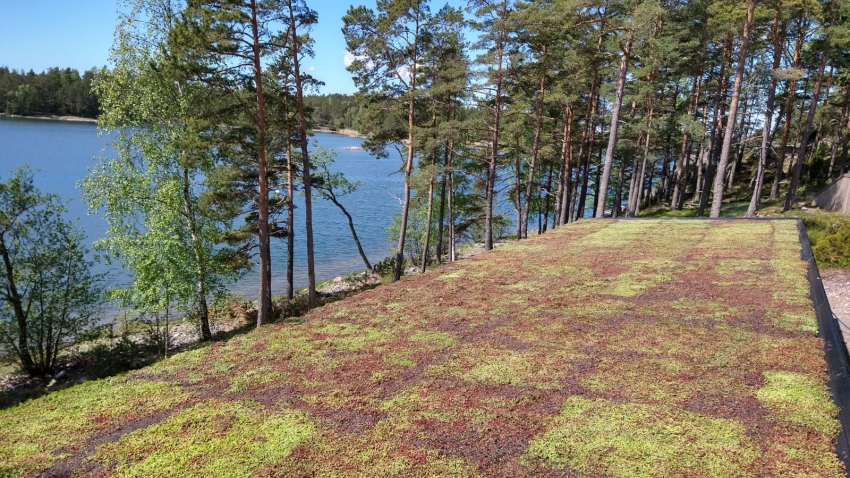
[308,66,315,71]
[344,50,372,68]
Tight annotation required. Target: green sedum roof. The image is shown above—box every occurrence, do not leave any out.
[0,219,843,477]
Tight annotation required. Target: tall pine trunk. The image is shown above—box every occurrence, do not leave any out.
[770,29,804,200]
[710,0,754,217]
[747,12,785,216]
[286,140,295,300]
[567,89,594,223]
[251,0,272,325]
[671,75,701,210]
[287,0,317,307]
[556,105,573,226]
[436,159,447,263]
[542,161,554,232]
[692,97,712,203]
[595,31,634,217]
[447,137,456,262]
[421,172,435,272]
[485,46,505,250]
[612,163,625,217]
[392,15,421,281]
[513,135,523,240]
[521,46,547,238]
[784,49,829,211]
[698,39,731,216]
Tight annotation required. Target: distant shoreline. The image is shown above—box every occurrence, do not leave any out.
[313,126,363,138]
[0,113,97,123]
[0,115,358,132]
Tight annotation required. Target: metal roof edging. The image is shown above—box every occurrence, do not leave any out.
[799,218,850,475]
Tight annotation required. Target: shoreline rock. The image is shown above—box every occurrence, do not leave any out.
[0,113,97,123]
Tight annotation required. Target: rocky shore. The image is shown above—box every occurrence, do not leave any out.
[0,113,97,123]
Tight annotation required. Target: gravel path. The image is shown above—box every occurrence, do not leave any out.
[821,268,850,344]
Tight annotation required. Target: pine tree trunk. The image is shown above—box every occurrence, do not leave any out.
[575,94,599,221]
[421,175,435,272]
[392,14,421,281]
[556,105,573,227]
[828,98,847,180]
[613,162,625,217]
[595,31,634,218]
[513,135,522,239]
[770,30,804,200]
[286,140,295,300]
[593,145,603,217]
[436,149,447,264]
[578,146,592,220]
[628,99,654,217]
[678,141,693,210]
[691,99,711,203]
[784,49,829,211]
[698,40,731,216]
[727,87,751,191]
[521,47,547,238]
[542,161,554,232]
[288,0,317,307]
[447,137,456,262]
[251,0,272,325]
[710,0,754,217]
[485,32,505,251]
[438,101,458,262]
[630,133,652,217]
[746,9,784,218]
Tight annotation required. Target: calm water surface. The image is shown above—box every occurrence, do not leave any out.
[0,116,403,303]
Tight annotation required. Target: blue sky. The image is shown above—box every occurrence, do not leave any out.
[0,0,465,95]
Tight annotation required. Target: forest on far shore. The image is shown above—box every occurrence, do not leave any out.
[0,67,101,118]
[0,66,360,128]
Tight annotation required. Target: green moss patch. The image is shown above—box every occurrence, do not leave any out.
[524,396,759,477]
[757,371,839,435]
[769,311,819,334]
[92,399,314,476]
[0,378,190,475]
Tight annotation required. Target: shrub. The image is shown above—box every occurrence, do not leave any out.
[812,222,850,267]
[0,166,102,376]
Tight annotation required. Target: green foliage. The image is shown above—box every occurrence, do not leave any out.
[84,0,242,339]
[387,196,442,264]
[811,221,850,267]
[0,66,100,118]
[372,255,397,275]
[0,166,102,376]
[303,94,365,131]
